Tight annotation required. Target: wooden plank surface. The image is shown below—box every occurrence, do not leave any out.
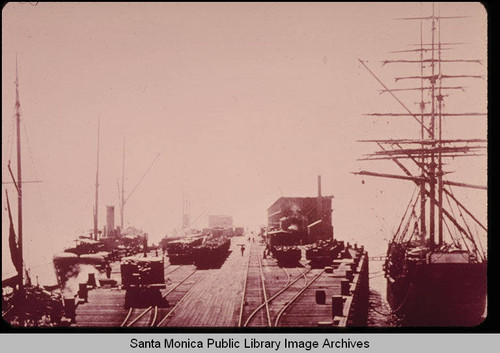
[161,238,250,327]
[71,243,368,327]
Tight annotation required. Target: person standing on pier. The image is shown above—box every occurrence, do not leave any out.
[241,245,245,256]
[105,263,112,279]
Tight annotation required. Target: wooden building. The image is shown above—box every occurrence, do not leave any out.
[267,195,334,245]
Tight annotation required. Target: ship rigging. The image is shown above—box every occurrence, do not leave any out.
[354,3,486,326]
[2,58,65,327]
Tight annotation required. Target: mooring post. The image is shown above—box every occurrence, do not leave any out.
[87,273,97,288]
[78,283,88,302]
[341,279,350,296]
[332,295,344,316]
[64,297,76,323]
[316,290,326,304]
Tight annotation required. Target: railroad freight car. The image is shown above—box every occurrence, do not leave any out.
[164,236,204,264]
[121,256,165,307]
[192,237,231,269]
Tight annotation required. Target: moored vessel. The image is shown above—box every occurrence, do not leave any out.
[2,60,67,327]
[53,133,156,285]
[355,3,487,326]
[52,119,111,285]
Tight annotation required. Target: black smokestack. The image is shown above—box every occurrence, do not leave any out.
[317,175,323,221]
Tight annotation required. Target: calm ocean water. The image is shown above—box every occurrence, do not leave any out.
[367,259,400,327]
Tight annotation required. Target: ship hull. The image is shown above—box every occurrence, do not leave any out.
[386,262,487,326]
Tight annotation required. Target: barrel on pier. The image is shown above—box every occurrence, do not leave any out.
[315,290,326,305]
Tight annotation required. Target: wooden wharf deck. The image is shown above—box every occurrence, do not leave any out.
[279,248,369,327]
[74,252,174,327]
[71,241,369,328]
[160,239,250,327]
[239,242,269,326]
[73,260,127,327]
[122,306,157,327]
[270,268,324,326]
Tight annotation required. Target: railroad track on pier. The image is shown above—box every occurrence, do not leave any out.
[238,244,325,327]
[121,306,159,327]
[121,265,207,327]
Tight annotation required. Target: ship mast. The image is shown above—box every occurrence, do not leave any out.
[436,5,444,247]
[15,55,24,294]
[94,117,100,240]
[119,148,161,233]
[121,136,125,231]
[183,191,190,231]
[428,3,437,250]
[418,9,426,243]
[354,3,486,259]
[4,57,45,296]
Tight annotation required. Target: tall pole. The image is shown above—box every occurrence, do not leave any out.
[419,6,426,241]
[94,117,100,240]
[15,55,24,294]
[121,136,125,231]
[437,4,444,246]
[428,4,437,250]
[317,175,323,220]
[183,192,190,229]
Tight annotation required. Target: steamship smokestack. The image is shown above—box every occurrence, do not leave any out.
[106,206,115,237]
[317,175,323,220]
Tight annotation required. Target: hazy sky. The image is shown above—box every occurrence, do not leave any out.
[2,3,487,280]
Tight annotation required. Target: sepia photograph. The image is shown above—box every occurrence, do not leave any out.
[2,2,487,329]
